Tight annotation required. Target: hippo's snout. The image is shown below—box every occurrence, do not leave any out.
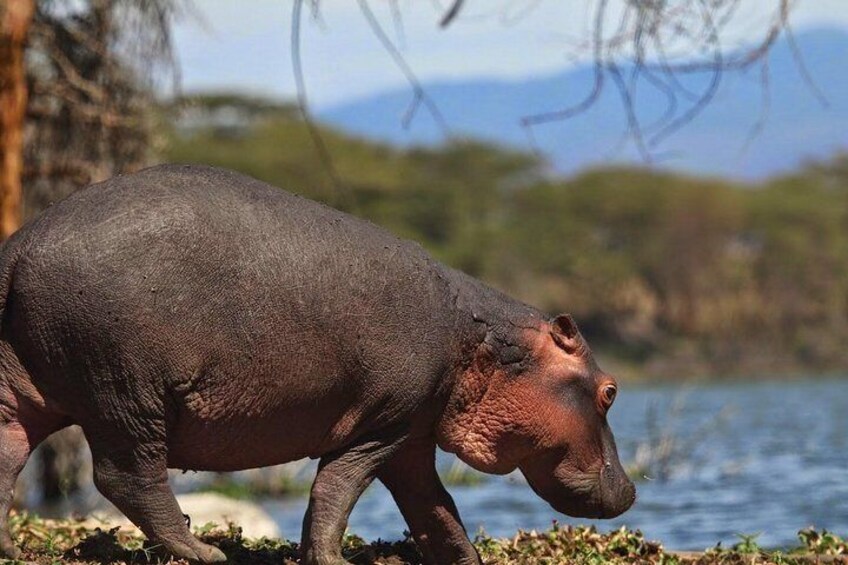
[521,457,636,520]
[542,475,635,519]
[520,423,636,520]
[598,466,636,518]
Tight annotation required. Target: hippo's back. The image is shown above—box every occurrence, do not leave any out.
[19,163,421,273]
[3,165,466,467]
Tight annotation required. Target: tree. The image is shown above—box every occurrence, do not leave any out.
[0,0,182,238]
[23,0,183,217]
[3,0,183,504]
[0,0,34,238]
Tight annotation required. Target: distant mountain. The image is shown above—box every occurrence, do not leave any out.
[320,28,848,179]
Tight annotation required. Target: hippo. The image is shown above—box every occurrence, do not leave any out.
[0,164,634,564]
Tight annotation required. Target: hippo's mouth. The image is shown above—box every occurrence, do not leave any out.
[549,477,635,519]
[522,467,606,518]
[521,463,636,519]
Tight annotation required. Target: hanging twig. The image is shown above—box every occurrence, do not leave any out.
[784,23,829,108]
[291,0,353,210]
[735,58,771,164]
[516,0,809,163]
[357,0,451,136]
[439,0,465,28]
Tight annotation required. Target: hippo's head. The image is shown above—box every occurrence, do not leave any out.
[437,313,635,519]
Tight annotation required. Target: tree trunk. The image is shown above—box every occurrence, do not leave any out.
[37,428,88,503]
[0,0,34,239]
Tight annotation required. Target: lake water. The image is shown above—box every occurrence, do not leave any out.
[260,377,848,551]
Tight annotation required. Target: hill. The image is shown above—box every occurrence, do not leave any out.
[320,28,848,180]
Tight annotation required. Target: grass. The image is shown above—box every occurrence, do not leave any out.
[4,512,846,564]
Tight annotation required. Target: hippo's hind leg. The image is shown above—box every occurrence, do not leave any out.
[301,428,409,565]
[84,425,226,563]
[0,410,69,559]
[0,422,36,559]
[379,438,480,565]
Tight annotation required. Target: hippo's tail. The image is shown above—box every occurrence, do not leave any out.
[0,229,30,336]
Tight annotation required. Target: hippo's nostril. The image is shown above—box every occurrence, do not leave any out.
[619,480,637,511]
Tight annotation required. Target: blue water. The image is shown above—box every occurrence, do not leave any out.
[261,378,848,551]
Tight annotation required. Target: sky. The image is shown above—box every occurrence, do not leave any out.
[171,1,848,109]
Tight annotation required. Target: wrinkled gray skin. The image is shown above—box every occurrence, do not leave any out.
[0,165,634,564]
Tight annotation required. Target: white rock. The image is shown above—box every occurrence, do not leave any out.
[84,492,281,540]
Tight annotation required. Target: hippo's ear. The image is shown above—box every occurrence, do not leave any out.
[550,313,580,354]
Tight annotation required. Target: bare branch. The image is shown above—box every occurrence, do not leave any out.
[515,0,808,163]
[439,0,465,28]
[357,0,451,136]
[388,0,406,47]
[649,0,724,147]
[521,0,608,129]
[298,0,817,166]
[521,65,605,128]
[608,60,651,163]
[291,0,352,210]
[736,58,771,163]
[784,23,829,108]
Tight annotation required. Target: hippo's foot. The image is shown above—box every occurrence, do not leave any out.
[151,538,227,563]
[301,549,352,565]
[0,533,21,561]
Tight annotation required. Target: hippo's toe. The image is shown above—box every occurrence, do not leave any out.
[194,543,227,563]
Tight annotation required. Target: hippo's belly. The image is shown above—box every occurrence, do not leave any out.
[166,397,372,471]
[162,357,409,472]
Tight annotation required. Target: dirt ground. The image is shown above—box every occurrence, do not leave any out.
[5,512,847,564]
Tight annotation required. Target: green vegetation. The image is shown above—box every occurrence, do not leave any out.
[439,459,488,487]
[161,94,848,380]
[199,474,312,500]
[6,512,847,564]
[194,460,486,498]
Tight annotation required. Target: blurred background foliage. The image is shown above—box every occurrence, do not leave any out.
[163,94,848,380]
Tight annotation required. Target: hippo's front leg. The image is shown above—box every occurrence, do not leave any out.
[301,429,409,565]
[379,438,481,565]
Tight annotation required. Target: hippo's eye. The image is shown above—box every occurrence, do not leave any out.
[600,385,617,410]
